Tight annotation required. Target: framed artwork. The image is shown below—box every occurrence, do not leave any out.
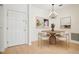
[60,16,71,29]
[36,16,49,28]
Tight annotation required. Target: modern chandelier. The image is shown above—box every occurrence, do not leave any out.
[49,4,58,19]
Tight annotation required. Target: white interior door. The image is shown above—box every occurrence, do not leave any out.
[7,10,27,47]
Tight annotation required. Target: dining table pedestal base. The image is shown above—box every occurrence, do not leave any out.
[49,33,56,44]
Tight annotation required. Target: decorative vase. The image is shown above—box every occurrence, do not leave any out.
[51,24,55,31]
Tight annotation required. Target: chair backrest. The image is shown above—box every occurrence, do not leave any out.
[38,32,50,39]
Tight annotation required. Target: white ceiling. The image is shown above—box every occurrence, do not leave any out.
[31,4,68,11]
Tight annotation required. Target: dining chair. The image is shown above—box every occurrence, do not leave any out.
[55,31,70,48]
[38,32,50,47]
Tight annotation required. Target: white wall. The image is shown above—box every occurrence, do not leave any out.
[49,4,79,33]
[0,6,4,51]
[54,4,79,33]
[29,5,49,44]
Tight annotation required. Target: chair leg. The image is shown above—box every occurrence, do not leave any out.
[38,35,41,48]
[41,38,43,48]
[64,34,69,49]
[48,40,49,47]
[38,35,39,47]
[38,39,39,47]
[54,36,56,44]
[66,34,70,49]
[38,37,42,48]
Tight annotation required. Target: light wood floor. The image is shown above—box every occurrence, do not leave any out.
[3,40,79,54]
